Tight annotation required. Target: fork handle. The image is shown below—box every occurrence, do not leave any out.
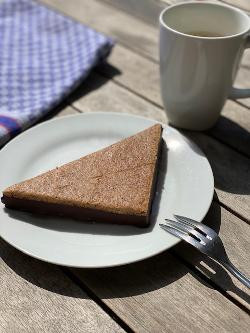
[222,260,250,289]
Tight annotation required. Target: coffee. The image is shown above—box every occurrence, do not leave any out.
[185,31,224,37]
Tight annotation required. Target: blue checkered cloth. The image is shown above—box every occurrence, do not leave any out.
[0,0,114,145]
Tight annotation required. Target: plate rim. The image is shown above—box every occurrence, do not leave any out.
[0,112,214,267]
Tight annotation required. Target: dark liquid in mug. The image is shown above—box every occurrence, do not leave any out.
[185,31,225,37]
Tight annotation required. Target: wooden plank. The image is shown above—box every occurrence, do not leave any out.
[34,77,250,304]
[99,45,249,155]
[54,105,80,117]
[173,201,250,309]
[70,250,250,333]
[41,0,250,109]
[40,0,250,218]
[41,1,250,156]
[164,0,221,4]
[241,50,250,69]
[99,46,250,157]
[164,0,250,12]
[0,239,124,333]
[220,0,250,11]
[103,0,250,26]
[187,131,250,221]
[208,100,250,157]
[97,44,162,106]
[68,72,250,221]
[233,67,250,108]
[102,0,166,26]
[37,0,250,312]
[41,0,250,72]
[68,71,167,123]
[41,0,159,61]
[69,70,250,221]
[3,2,249,331]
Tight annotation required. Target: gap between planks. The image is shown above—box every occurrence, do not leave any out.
[96,62,250,160]
[0,236,126,333]
[68,247,250,333]
[55,107,250,311]
[39,0,250,158]
[169,250,250,315]
[60,267,135,333]
[62,101,250,226]
[65,68,250,223]
[37,0,250,314]
[47,107,250,327]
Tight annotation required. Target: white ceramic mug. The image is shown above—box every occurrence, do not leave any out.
[159,1,250,130]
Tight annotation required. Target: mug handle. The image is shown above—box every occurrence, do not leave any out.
[229,35,250,99]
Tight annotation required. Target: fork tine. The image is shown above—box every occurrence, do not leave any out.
[174,215,200,227]
[163,219,207,245]
[160,224,201,248]
[174,214,212,238]
[160,224,187,239]
[165,218,193,233]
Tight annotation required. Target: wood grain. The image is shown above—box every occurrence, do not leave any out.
[186,131,250,221]
[54,105,80,117]
[0,239,124,333]
[172,201,250,309]
[27,50,249,309]
[67,69,250,221]
[220,0,250,11]
[23,1,250,330]
[41,0,159,61]
[42,0,250,64]
[68,71,167,123]
[40,0,250,156]
[97,44,162,107]
[40,52,250,308]
[234,67,250,108]
[242,49,250,69]
[209,100,250,157]
[164,0,250,12]
[97,45,250,157]
[36,70,250,222]
[71,249,250,333]
[103,0,166,26]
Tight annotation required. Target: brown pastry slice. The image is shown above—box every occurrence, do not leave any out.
[1,124,162,227]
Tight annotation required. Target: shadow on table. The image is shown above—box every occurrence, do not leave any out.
[2,168,248,303]
[207,115,250,158]
[40,62,122,121]
[2,195,248,303]
[0,237,86,299]
[68,199,221,300]
[0,233,187,299]
[67,64,121,105]
[179,120,250,196]
[171,194,250,305]
[0,138,187,298]
[111,28,156,55]
[73,195,249,304]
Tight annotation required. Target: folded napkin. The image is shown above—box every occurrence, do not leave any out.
[0,0,114,145]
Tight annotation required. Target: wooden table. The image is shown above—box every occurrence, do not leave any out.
[1,1,250,332]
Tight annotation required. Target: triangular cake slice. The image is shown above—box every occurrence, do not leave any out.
[2,124,162,227]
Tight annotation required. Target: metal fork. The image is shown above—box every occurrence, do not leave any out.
[160,215,250,289]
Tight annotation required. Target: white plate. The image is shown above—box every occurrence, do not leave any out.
[0,112,214,268]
